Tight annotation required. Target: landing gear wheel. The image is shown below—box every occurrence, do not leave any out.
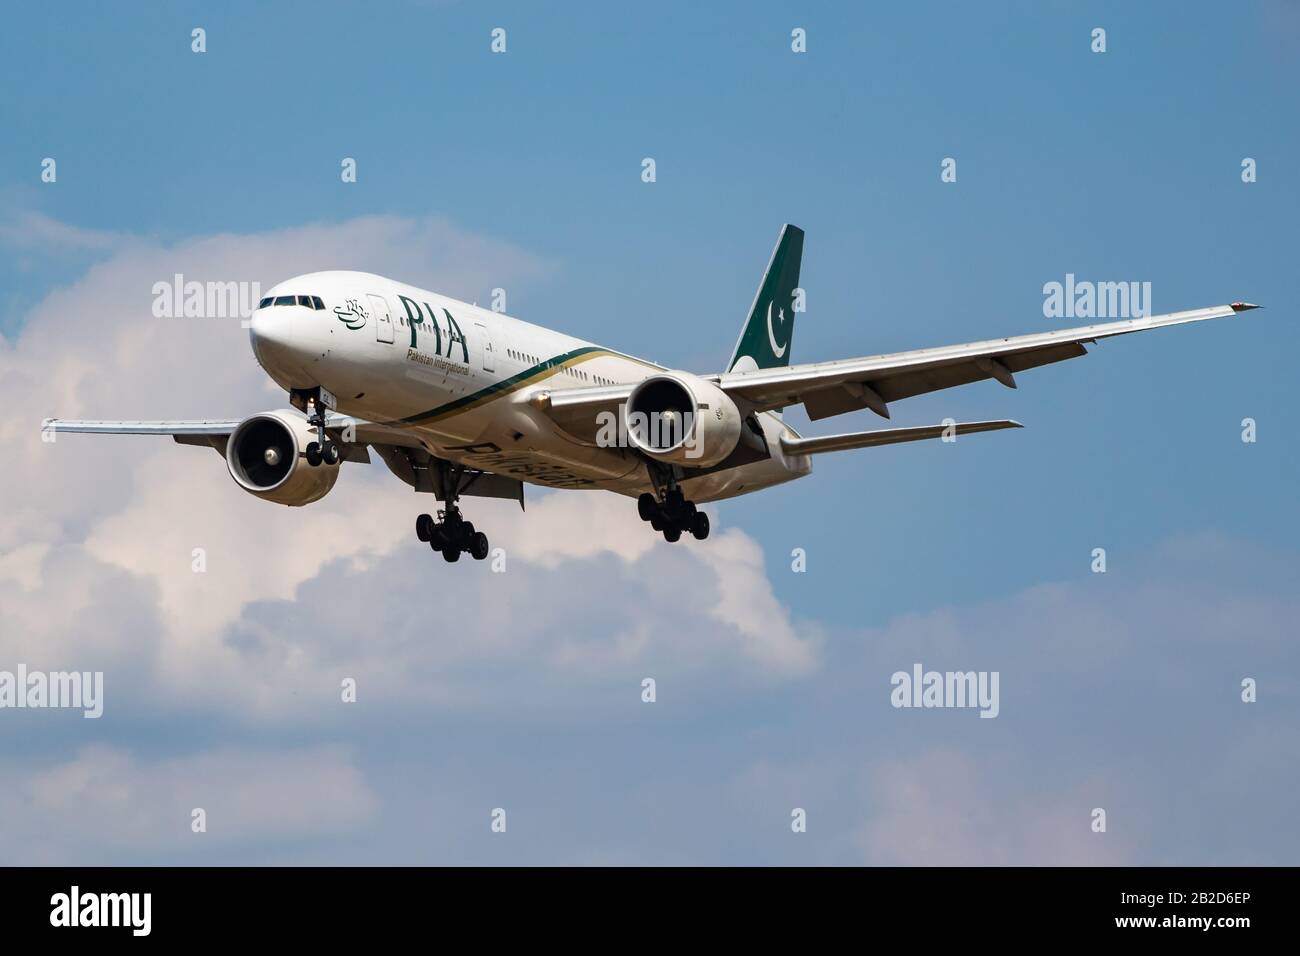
[664,526,682,543]
[445,514,463,539]
[469,531,490,561]
[650,514,665,532]
[416,459,496,565]
[322,441,341,465]
[637,493,657,522]
[305,441,322,467]
[691,511,710,540]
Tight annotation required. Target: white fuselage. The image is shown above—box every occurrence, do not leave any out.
[249,271,810,502]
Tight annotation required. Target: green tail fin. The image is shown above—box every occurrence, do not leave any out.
[727,224,804,373]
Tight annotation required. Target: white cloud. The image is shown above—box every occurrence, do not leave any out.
[0,744,377,863]
[0,210,132,252]
[855,750,1131,865]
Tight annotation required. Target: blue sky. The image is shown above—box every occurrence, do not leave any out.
[0,1,1297,864]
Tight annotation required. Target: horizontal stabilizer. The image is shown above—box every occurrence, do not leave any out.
[780,419,1022,456]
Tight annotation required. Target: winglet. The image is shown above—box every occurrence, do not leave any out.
[1230,301,1261,312]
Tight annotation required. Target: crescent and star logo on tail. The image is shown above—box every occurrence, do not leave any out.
[766,299,789,359]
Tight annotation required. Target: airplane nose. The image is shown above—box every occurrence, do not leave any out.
[249,306,309,386]
[250,305,294,353]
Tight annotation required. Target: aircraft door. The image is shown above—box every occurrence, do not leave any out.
[475,322,495,372]
[369,294,395,344]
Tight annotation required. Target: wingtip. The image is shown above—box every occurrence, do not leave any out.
[1230,301,1261,312]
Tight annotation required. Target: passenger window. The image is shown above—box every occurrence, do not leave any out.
[274,295,296,306]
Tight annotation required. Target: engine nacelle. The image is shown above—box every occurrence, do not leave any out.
[624,372,742,468]
[226,409,339,506]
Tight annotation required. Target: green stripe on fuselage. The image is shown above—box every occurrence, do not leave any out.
[389,346,625,426]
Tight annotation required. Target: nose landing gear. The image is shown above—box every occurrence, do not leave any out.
[413,460,491,562]
[301,393,340,467]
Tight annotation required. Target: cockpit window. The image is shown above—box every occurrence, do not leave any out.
[266,294,325,308]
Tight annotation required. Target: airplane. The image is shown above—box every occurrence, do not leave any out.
[47,224,1261,563]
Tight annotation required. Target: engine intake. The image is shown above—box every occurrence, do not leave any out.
[625,372,742,468]
[226,409,339,506]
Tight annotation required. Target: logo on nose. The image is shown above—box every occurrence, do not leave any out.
[333,298,368,330]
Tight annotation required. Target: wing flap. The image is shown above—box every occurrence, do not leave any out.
[781,419,1022,456]
[370,443,525,508]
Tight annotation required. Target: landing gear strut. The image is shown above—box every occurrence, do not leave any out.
[638,465,709,542]
[414,461,491,562]
[302,393,340,467]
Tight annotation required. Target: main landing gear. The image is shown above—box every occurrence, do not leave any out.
[303,396,340,467]
[638,466,709,543]
[414,461,491,563]
[416,507,490,563]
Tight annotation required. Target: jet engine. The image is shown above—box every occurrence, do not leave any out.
[225,409,339,506]
[624,372,742,468]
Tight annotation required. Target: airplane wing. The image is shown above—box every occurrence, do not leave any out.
[43,419,242,448]
[532,303,1261,434]
[315,416,426,450]
[46,415,524,504]
[42,414,429,460]
[718,302,1261,420]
